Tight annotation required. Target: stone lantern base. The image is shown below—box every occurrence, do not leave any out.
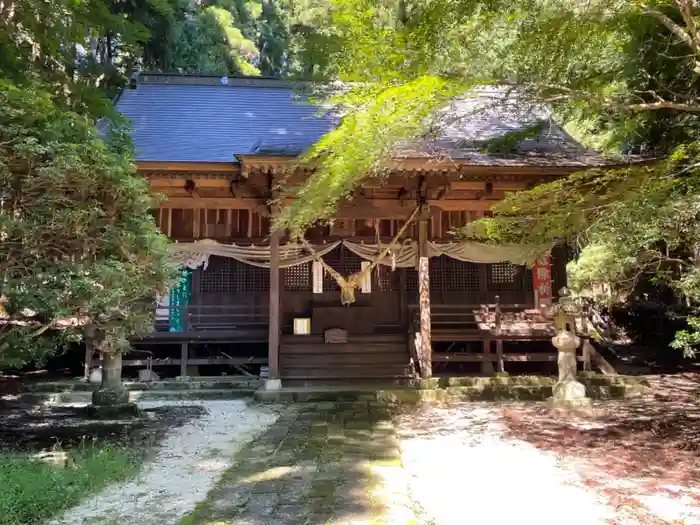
[548,380,593,414]
[87,386,139,418]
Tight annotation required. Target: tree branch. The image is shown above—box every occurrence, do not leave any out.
[642,4,698,54]
[622,100,700,112]
[642,2,700,74]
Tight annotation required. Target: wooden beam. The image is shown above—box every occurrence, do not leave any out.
[137,161,238,173]
[268,228,281,380]
[450,180,529,191]
[241,155,589,179]
[432,353,575,363]
[428,199,498,212]
[157,197,266,210]
[149,178,231,189]
[155,195,502,216]
[334,200,420,219]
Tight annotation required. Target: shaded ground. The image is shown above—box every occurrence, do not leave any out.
[500,373,700,525]
[0,401,206,452]
[181,402,415,525]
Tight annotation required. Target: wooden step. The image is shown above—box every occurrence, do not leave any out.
[280,343,408,355]
[281,354,409,366]
[281,364,413,378]
[281,333,406,344]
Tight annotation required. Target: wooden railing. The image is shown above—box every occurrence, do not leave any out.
[153,304,269,333]
[408,298,586,374]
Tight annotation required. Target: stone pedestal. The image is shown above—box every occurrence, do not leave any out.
[88,352,138,418]
[264,378,282,391]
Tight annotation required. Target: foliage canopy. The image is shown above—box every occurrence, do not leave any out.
[273,0,700,354]
[0,82,176,366]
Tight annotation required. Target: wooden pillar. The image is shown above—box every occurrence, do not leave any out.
[399,269,408,328]
[417,206,432,379]
[494,296,504,373]
[495,340,505,373]
[268,228,281,380]
[481,339,494,375]
[180,342,188,378]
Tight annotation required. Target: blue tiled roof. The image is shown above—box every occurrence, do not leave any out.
[116,75,613,166]
[115,77,335,163]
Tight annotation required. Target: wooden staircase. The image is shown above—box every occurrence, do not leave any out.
[280,333,414,386]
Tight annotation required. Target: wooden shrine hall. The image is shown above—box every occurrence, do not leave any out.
[117,73,625,386]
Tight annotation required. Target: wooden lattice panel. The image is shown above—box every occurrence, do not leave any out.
[198,256,269,293]
[406,268,418,293]
[376,265,399,292]
[199,256,235,293]
[236,261,269,292]
[284,263,311,292]
[430,257,482,292]
[486,262,518,292]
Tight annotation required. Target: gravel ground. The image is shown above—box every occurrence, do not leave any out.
[46,399,278,525]
[395,404,616,525]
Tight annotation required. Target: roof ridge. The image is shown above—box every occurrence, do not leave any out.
[138,72,313,89]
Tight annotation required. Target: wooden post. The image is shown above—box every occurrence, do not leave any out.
[417,206,432,379]
[495,340,505,374]
[268,228,281,380]
[494,296,505,373]
[399,269,408,328]
[481,339,494,375]
[180,342,188,378]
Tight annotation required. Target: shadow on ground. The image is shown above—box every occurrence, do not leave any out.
[181,402,412,525]
[500,373,700,520]
[0,402,205,452]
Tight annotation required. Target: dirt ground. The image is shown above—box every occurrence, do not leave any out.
[500,373,700,525]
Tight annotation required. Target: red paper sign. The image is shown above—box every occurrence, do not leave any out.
[532,255,553,308]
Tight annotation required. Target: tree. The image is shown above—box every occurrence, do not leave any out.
[274,0,700,353]
[0,82,177,368]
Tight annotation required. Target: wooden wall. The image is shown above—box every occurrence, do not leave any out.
[155,207,491,242]
[156,208,271,240]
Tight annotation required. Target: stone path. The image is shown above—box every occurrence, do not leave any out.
[47,400,277,525]
[182,402,416,525]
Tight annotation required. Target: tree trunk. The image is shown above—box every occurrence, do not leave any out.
[88,351,137,417]
[91,352,128,405]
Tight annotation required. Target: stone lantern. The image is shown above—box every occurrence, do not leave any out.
[549,288,591,410]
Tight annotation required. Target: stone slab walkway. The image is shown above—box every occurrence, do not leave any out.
[181,401,416,525]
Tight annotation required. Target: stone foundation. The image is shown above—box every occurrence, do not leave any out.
[86,402,139,419]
